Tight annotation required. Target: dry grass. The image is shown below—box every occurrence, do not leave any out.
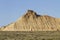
[0,31,60,40]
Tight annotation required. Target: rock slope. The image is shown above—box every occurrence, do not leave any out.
[0,10,60,31]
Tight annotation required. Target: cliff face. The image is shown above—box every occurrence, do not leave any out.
[0,10,60,31]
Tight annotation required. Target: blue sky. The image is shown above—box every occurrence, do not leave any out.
[0,0,60,26]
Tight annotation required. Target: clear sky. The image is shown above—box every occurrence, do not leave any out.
[0,0,60,26]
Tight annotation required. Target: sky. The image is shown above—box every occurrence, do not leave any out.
[0,0,60,26]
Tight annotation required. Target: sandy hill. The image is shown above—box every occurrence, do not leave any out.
[0,10,60,31]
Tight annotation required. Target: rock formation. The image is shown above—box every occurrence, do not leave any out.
[0,10,60,31]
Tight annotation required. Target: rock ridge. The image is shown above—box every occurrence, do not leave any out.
[0,10,60,31]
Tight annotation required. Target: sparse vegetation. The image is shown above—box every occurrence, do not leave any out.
[0,31,60,40]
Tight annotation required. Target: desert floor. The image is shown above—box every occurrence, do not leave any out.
[0,31,60,40]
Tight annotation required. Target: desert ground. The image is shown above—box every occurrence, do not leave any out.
[0,31,60,40]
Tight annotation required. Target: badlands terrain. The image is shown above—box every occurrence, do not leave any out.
[0,10,60,40]
[0,10,60,31]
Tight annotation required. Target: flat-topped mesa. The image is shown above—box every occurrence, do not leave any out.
[23,10,38,18]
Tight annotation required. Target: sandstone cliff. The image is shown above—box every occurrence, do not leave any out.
[0,10,60,31]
